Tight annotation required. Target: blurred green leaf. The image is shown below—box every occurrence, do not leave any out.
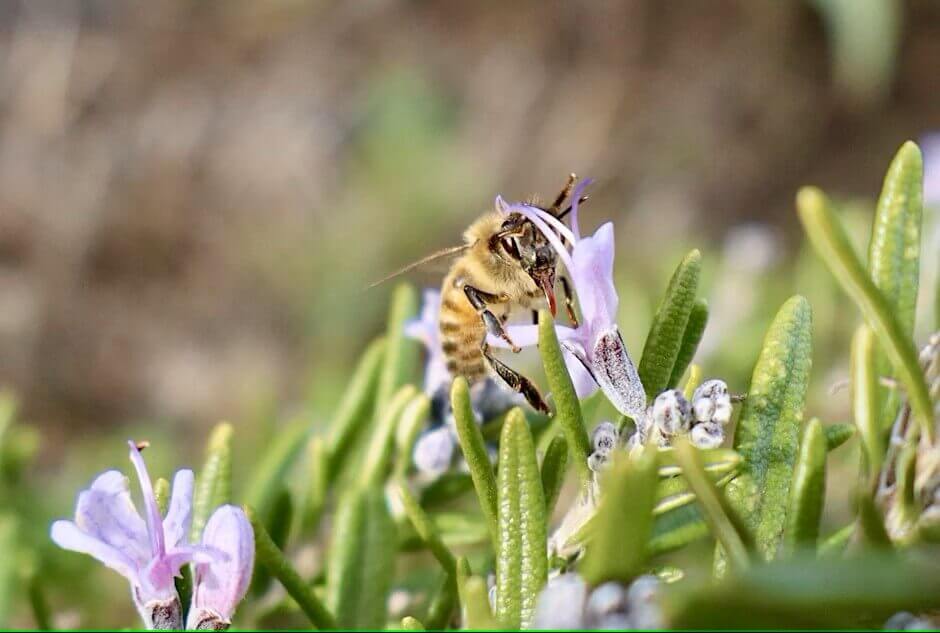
[398,511,491,551]
[395,392,430,479]
[326,336,386,482]
[683,363,703,401]
[675,439,755,572]
[424,573,458,630]
[892,444,919,542]
[27,570,51,631]
[669,298,709,389]
[655,447,742,478]
[457,557,500,630]
[581,447,657,584]
[192,422,233,541]
[248,506,336,630]
[539,310,591,485]
[654,471,738,516]
[824,422,856,452]
[798,186,933,443]
[299,436,328,535]
[639,249,702,400]
[244,417,310,519]
[396,481,456,577]
[419,472,474,508]
[401,615,425,630]
[819,522,855,557]
[785,418,827,552]
[857,491,893,548]
[376,283,419,413]
[868,141,924,432]
[648,504,709,556]
[451,377,498,545]
[327,486,396,629]
[665,550,940,628]
[361,386,419,486]
[725,296,813,562]
[851,325,884,479]
[0,515,16,628]
[252,487,294,597]
[495,409,547,629]
[539,434,568,519]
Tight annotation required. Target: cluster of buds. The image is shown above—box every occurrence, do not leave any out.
[51,442,254,630]
[628,379,733,450]
[532,573,663,630]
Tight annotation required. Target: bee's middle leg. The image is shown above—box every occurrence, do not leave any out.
[482,343,550,414]
[559,274,579,328]
[463,285,520,353]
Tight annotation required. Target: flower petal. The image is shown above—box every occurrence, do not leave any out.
[51,519,140,583]
[190,505,254,627]
[590,327,646,418]
[567,178,593,241]
[163,469,194,549]
[561,344,600,399]
[128,441,166,558]
[413,426,456,475]
[74,470,150,566]
[570,222,618,334]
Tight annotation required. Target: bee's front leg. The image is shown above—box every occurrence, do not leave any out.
[463,285,521,353]
[559,274,579,328]
[482,343,550,414]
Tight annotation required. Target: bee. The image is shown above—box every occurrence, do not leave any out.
[377,174,586,413]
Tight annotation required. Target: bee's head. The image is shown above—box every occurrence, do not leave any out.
[497,213,558,315]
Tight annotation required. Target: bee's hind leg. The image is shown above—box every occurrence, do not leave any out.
[482,343,550,414]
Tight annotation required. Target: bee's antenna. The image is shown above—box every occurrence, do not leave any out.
[367,244,470,289]
[555,195,589,221]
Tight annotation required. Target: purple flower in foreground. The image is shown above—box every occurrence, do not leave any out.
[51,442,210,630]
[188,505,254,630]
[493,180,646,418]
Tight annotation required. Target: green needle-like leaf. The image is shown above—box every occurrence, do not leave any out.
[539,434,568,519]
[639,249,702,400]
[581,447,658,585]
[361,386,419,486]
[868,141,923,339]
[784,418,827,552]
[852,325,884,480]
[675,439,754,572]
[648,504,709,556]
[376,283,419,413]
[798,187,933,442]
[892,444,919,542]
[326,337,386,481]
[245,417,310,519]
[856,491,893,548]
[538,310,591,485]
[495,409,547,630]
[251,487,295,597]
[425,573,458,630]
[725,296,813,562]
[248,506,336,630]
[396,480,457,576]
[668,298,709,389]
[818,522,855,557]
[192,422,233,541]
[327,485,396,629]
[395,391,431,479]
[824,422,856,451]
[299,436,328,535]
[27,571,51,631]
[457,557,500,630]
[0,515,16,628]
[451,377,498,545]
[655,447,742,478]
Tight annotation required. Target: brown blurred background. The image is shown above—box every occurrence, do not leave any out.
[0,0,938,446]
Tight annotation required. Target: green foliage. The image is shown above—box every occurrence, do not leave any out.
[798,186,934,442]
[538,310,592,485]
[191,422,233,541]
[580,448,657,584]
[539,434,568,519]
[668,298,709,389]
[0,515,16,628]
[639,249,702,400]
[824,422,856,451]
[495,409,546,630]
[451,377,498,546]
[244,417,310,519]
[361,386,419,486]
[249,506,337,629]
[326,485,396,629]
[724,296,813,561]
[456,558,499,630]
[784,418,827,551]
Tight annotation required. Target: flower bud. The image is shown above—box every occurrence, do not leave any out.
[588,451,610,473]
[690,421,724,449]
[413,426,456,475]
[650,389,691,436]
[592,422,619,456]
[692,379,732,426]
[533,573,588,629]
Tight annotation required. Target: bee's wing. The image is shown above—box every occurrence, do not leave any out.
[367,244,470,289]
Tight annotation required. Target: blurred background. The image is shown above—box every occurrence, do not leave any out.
[0,0,938,627]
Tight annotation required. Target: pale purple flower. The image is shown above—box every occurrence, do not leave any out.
[188,505,255,630]
[412,425,456,475]
[922,132,940,208]
[51,441,211,630]
[405,288,450,397]
[492,180,646,418]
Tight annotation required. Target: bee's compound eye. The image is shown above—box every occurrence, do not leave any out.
[502,237,521,260]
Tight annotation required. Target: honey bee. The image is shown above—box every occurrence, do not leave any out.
[378,175,586,413]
